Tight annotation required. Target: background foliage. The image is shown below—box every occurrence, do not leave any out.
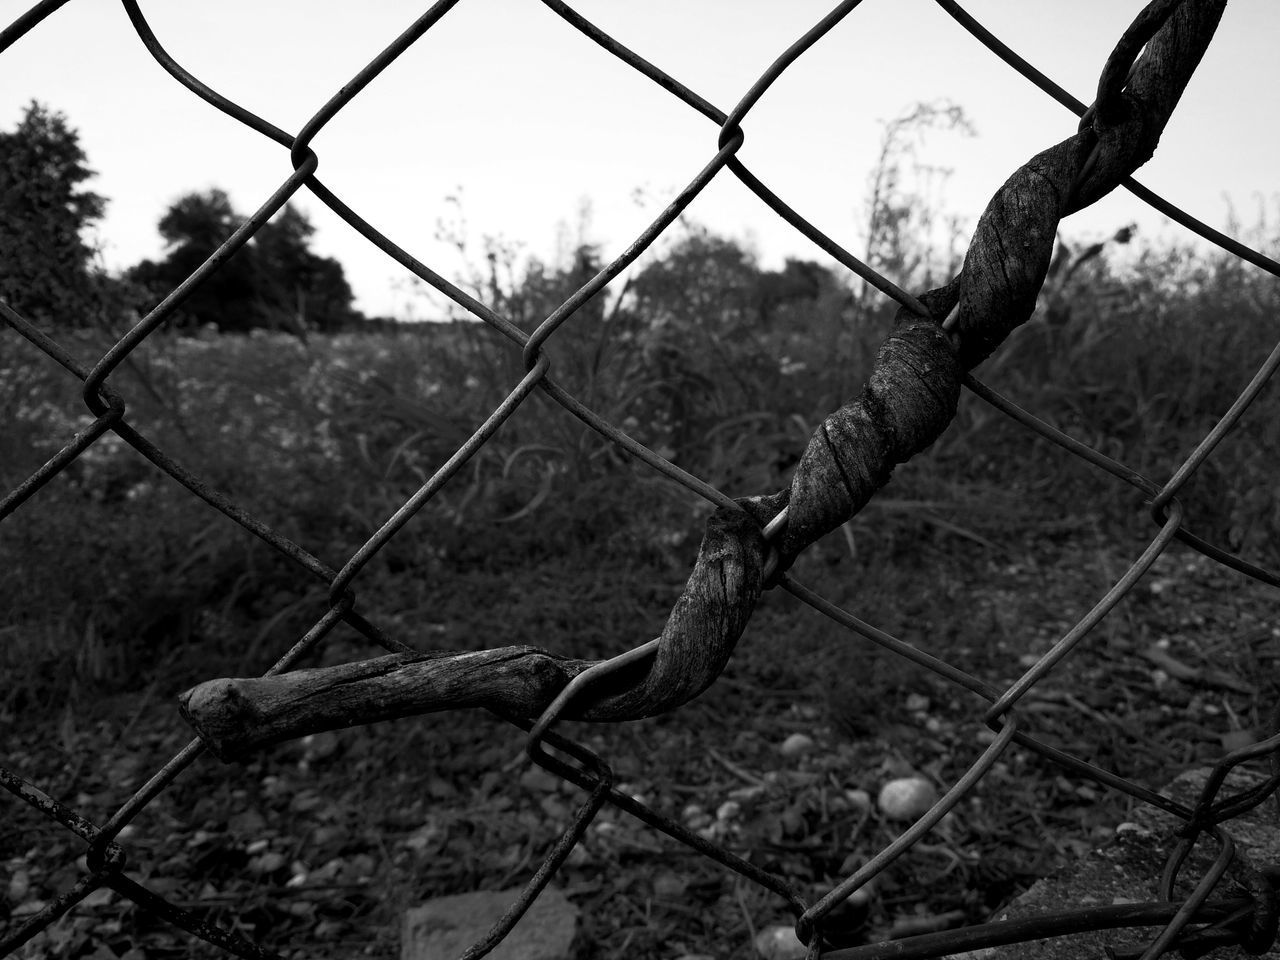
[0,102,117,327]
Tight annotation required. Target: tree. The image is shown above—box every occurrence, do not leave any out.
[0,101,113,325]
[129,189,256,331]
[252,205,360,334]
[129,190,362,333]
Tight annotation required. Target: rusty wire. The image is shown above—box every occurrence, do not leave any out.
[2,0,1279,958]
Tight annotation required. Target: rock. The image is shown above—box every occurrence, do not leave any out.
[877,777,938,820]
[682,803,712,830]
[780,733,816,758]
[980,767,1280,958]
[402,885,578,960]
[716,800,742,822]
[754,923,807,959]
[844,788,872,813]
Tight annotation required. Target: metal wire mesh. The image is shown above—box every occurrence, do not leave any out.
[3,0,1279,957]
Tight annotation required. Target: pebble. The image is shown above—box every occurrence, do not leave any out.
[878,777,939,821]
[844,788,872,813]
[754,923,807,959]
[779,733,815,758]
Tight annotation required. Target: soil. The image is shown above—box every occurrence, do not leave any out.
[3,530,1277,959]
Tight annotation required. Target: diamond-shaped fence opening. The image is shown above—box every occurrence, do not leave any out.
[3,1,1280,958]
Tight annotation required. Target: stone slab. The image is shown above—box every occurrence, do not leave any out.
[402,885,578,960]
[976,766,1280,959]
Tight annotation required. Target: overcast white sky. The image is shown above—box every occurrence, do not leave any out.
[2,0,1275,320]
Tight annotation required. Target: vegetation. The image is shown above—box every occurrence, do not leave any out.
[0,102,363,336]
[0,102,118,327]
[127,191,363,334]
[3,101,1279,958]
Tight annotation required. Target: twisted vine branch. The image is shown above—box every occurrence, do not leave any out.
[181,0,1225,761]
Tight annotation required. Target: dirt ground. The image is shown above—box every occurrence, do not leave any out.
[4,529,1277,959]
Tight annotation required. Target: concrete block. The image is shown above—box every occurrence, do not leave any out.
[402,885,578,960]
[979,767,1280,959]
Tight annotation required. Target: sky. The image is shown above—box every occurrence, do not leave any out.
[2,0,1276,320]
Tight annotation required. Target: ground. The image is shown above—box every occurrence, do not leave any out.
[4,523,1276,959]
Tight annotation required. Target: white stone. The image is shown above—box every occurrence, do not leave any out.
[779,733,815,758]
[402,886,577,960]
[877,777,939,821]
[754,923,807,959]
[844,788,872,813]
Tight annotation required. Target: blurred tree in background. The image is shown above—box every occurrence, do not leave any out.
[253,204,362,333]
[0,101,120,326]
[128,190,363,334]
[127,189,255,333]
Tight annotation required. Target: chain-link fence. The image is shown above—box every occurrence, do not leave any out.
[4,0,1280,957]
